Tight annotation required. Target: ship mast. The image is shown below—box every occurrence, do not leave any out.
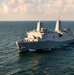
[55,17,62,33]
[37,21,43,32]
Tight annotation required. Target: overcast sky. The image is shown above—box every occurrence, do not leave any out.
[0,0,74,21]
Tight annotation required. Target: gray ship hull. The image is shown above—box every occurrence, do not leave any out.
[16,39,74,52]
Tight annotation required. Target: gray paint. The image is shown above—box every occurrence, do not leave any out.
[18,39,74,52]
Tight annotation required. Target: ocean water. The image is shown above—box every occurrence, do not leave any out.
[0,21,74,75]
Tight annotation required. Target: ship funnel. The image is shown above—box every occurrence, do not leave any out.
[37,21,43,31]
[55,17,62,32]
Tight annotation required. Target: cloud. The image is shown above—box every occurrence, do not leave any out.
[63,0,74,13]
[2,0,74,14]
[2,0,36,14]
[2,2,11,13]
[0,0,74,20]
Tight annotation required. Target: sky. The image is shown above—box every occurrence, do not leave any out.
[0,0,74,21]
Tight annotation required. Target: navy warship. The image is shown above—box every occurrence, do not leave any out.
[16,19,74,52]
